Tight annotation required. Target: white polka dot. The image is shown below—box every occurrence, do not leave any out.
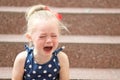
[48,74,52,77]
[32,79,35,80]
[38,75,41,78]
[32,71,36,74]
[58,63,60,66]
[43,70,47,73]
[24,69,27,72]
[53,77,56,79]
[38,66,42,69]
[34,61,37,64]
[29,65,32,68]
[27,60,30,63]
[27,74,30,77]
[54,68,57,72]
[48,64,52,68]
[43,79,46,80]
[24,76,26,78]
[53,59,56,62]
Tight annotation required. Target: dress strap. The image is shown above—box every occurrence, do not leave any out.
[24,44,34,69]
[25,44,33,53]
[53,46,65,56]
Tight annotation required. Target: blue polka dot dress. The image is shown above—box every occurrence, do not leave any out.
[23,45,64,80]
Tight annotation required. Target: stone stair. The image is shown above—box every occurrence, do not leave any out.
[0,0,120,8]
[0,0,120,80]
[0,67,120,80]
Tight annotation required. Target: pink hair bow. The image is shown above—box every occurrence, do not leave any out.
[45,6,62,20]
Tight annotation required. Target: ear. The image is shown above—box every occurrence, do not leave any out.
[25,33,32,42]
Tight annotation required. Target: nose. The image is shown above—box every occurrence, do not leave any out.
[46,36,52,43]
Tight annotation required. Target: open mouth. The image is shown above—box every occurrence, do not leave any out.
[43,46,53,52]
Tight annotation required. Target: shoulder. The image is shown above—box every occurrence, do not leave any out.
[57,51,68,60]
[14,51,27,66]
[15,51,27,61]
[57,51,69,67]
[57,51,70,79]
[12,51,28,79]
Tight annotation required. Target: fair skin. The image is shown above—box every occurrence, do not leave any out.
[12,18,69,80]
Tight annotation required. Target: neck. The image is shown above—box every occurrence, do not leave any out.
[33,49,52,64]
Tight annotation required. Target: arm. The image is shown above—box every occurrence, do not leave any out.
[12,51,27,80]
[58,52,70,80]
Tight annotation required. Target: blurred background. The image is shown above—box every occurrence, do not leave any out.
[0,0,120,80]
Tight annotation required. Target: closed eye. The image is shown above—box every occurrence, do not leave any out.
[39,36,46,38]
[51,35,57,38]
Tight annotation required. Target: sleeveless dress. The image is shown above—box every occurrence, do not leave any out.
[23,45,63,80]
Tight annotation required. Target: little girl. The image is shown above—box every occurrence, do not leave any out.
[12,4,69,80]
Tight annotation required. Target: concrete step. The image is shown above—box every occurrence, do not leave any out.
[1,7,120,14]
[0,0,120,8]
[0,67,120,80]
[0,35,120,68]
[1,34,120,44]
[0,8,120,35]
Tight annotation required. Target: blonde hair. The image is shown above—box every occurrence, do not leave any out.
[25,4,69,34]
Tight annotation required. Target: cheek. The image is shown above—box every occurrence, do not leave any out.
[53,37,59,42]
[53,39,59,46]
[33,39,44,47]
[37,40,45,45]
[54,40,58,44]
